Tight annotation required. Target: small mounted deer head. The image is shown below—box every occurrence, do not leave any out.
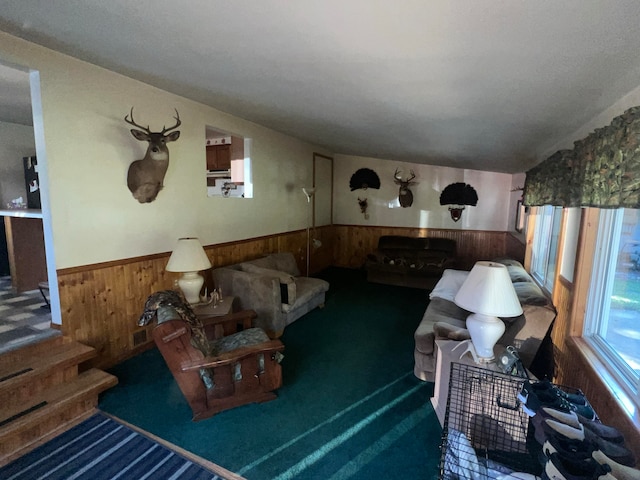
[394,168,417,208]
[125,108,181,203]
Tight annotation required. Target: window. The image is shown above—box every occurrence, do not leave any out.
[531,205,562,292]
[584,208,640,407]
[205,126,253,198]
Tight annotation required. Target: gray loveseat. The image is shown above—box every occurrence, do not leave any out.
[414,259,556,381]
[212,252,329,338]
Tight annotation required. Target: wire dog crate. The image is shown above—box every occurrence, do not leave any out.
[438,362,542,479]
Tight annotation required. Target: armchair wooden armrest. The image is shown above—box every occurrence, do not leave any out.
[151,305,284,421]
[180,339,284,371]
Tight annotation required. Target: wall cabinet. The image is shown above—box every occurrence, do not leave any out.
[206,144,231,170]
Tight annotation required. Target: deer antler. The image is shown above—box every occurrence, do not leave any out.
[394,168,416,183]
[161,109,181,134]
[124,107,151,133]
[124,108,181,134]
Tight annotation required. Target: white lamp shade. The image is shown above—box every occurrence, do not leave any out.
[454,261,523,318]
[454,261,522,363]
[166,238,212,273]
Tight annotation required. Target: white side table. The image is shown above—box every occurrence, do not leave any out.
[431,339,505,426]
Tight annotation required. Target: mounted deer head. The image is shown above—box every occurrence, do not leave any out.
[125,108,181,203]
[394,168,417,208]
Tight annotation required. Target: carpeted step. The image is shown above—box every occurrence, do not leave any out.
[0,337,97,410]
[0,368,118,466]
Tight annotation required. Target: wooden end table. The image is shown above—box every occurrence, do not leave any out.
[192,296,236,318]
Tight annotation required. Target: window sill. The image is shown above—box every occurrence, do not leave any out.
[568,336,640,429]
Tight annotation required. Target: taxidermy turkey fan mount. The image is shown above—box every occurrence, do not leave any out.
[350,168,380,191]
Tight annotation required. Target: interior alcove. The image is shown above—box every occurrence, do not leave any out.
[205,126,253,198]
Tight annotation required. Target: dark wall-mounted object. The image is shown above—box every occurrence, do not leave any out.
[23,156,41,209]
[440,182,478,222]
[0,219,9,276]
[350,168,380,191]
[439,182,478,206]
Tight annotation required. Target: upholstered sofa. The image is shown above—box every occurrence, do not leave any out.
[212,252,329,338]
[365,235,457,290]
[413,259,556,381]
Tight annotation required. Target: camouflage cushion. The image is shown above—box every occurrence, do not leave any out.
[209,327,270,356]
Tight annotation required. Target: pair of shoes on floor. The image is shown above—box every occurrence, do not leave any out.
[519,380,596,420]
[534,417,636,467]
[520,380,588,406]
[543,451,616,480]
[542,450,640,480]
[537,407,624,445]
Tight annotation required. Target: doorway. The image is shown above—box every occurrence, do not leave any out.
[0,61,59,353]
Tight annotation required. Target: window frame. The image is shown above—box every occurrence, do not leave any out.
[583,208,640,408]
[531,205,562,293]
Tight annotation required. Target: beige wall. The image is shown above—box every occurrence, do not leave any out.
[0,28,528,274]
[333,154,516,230]
[0,30,329,270]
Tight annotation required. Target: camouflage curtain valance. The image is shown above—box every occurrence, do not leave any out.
[523,106,640,208]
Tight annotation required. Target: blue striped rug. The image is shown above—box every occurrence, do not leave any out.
[0,412,230,480]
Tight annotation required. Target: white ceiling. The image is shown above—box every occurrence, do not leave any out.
[2,1,640,173]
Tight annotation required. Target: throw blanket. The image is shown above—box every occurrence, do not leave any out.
[138,290,210,355]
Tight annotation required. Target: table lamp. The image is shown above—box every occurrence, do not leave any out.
[166,237,212,305]
[453,261,522,363]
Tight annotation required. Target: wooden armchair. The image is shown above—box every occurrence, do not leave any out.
[151,306,284,421]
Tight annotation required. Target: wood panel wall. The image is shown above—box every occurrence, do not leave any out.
[552,276,640,460]
[57,224,522,369]
[57,227,333,369]
[333,225,524,270]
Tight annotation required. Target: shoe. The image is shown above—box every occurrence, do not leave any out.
[593,450,640,480]
[541,419,636,467]
[543,452,616,480]
[531,415,587,445]
[540,407,625,444]
[520,380,588,406]
[521,387,597,420]
[538,432,593,469]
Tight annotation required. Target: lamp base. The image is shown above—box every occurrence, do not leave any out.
[465,313,505,363]
[452,339,496,365]
[178,271,204,305]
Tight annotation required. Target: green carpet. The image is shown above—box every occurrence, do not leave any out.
[99,267,442,480]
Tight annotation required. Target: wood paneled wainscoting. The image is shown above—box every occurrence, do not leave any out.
[56,225,520,369]
[57,227,335,370]
[332,225,524,270]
